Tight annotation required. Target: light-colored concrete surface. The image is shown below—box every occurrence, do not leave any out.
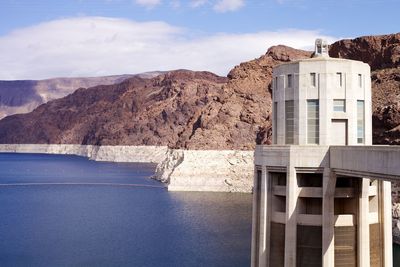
[383,181,393,267]
[358,178,370,267]
[272,54,371,146]
[330,146,400,180]
[322,169,335,267]
[284,164,297,267]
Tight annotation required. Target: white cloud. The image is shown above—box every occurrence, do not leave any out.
[0,17,338,80]
[213,0,245,12]
[170,0,181,9]
[134,0,161,8]
[190,0,208,8]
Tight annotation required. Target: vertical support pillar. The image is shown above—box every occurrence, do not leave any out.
[322,169,336,267]
[259,167,268,267]
[358,178,370,267]
[382,180,392,267]
[251,167,261,267]
[284,163,297,267]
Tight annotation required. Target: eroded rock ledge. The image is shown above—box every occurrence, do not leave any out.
[0,144,253,193]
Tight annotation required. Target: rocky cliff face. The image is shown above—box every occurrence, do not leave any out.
[0,47,311,149]
[0,72,164,119]
[330,33,400,145]
[0,33,399,149]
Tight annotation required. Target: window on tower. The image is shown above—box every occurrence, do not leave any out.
[357,100,364,144]
[287,74,293,88]
[337,72,342,87]
[333,99,346,112]
[285,100,294,144]
[307,100,319,144]
[310,73,316,87]
[317,45,322,54]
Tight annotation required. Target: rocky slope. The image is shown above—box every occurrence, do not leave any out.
[330,33,400,144]
[0,33,398,149]
[0,72,163,119]
[0,47,311,149]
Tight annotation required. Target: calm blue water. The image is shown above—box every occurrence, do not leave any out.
[0,153,252,267]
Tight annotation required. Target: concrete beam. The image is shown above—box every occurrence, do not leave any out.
[330,146,400,180]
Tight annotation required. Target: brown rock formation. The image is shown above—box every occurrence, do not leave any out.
[331,33,400,144]
[0,46,312,149]
[330,33,400,71]
[0,72,163,119]
[0,33,399,149]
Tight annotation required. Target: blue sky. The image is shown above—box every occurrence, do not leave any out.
[0,0,398,80]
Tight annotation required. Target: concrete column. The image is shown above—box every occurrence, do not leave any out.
[284,163,297,267]
[382,180,393,267]
[251,167,261,267]
[358,178,370,267]
[322,169,336,267]
[259,167,268,267]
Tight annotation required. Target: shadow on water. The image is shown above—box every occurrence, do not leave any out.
[167,192,252,267]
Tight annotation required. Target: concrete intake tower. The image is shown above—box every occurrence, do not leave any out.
[251,39,399,267]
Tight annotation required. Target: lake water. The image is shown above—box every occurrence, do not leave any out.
[0,153,252,267]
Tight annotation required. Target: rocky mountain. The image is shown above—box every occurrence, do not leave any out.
[330,33,400,144]
[0,45,310,150]
[0,72,163,119]
[0,33,398,148]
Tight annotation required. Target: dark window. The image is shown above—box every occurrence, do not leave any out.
[307,100,319,144]
[285,100,294,144]
[357,100,364,144]
[287,74,293,88]
[337,72,343,87]
[310,73,316,87]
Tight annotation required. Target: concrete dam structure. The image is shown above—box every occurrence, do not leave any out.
[251,39,400,267]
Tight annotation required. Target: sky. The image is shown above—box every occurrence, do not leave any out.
[0,0,398,80]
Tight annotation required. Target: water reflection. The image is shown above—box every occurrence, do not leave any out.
[169,192,252,266]
[0,153,252,267]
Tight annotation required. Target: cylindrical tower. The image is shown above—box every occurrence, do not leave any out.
[272,39,372,146]
[252,39,392,267]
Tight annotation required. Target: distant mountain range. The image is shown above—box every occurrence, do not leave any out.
[0,33,398,148]
[0,72,163,119]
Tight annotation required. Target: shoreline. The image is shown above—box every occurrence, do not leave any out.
[2,144,400,243]
[0,144,254,193]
